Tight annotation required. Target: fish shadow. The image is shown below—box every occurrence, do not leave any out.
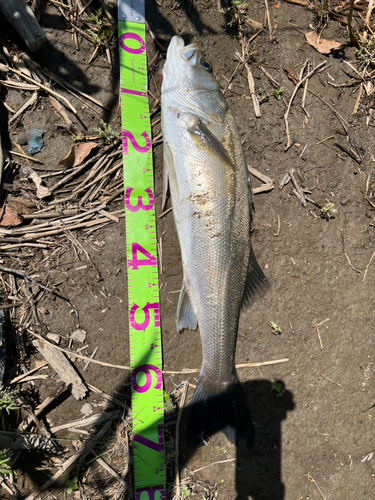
[179,379,294,500]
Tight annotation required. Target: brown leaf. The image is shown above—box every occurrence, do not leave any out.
[304,31,342,54]
[0,205,22,227]
[55,142,98,170]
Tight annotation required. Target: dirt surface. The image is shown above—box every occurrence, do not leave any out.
[1,0,375,499]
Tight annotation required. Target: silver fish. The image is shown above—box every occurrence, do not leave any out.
[161,36,268,447]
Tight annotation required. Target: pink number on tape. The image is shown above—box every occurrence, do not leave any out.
[125,187,154,212]
[130,302,160,331]
[131,364,162,393]
[119,32,146,54]
[122,130,151,155]
[128,242,157,270]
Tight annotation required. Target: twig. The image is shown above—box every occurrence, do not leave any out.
[273,215,280,237]
[6,361,48,385]
[321,374,342,387]
[159,207,172,218]
[347,0,359,47]
[28,330,131,370]
[316,135,334,145]
[362,249,375,281]
[0,264,77,312]
[162,358,289,374]
[192,458,237,474]
[289,170,307,206]
[50,140,120,193]
[314,318,330,350]
[245,64,260,117]
[173,382,189,500]
[339,228,361,273]
[83,346,98,370]
[306,472,327,500]
[7,66,77,114]
[259,65,280,89]
[284,62,327,150]
[93,453,129,488]
[307,89,349,133]
[8,150,43,163]
[50,410,120,433]
[264,0,273,40]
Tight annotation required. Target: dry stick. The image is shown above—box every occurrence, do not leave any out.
[8,150,43,163]
[306,472,327,500]
[316,135,334,145]
[192,458,237,474]
[289,170,307,206]
[159,207,172,218]
[362,249,375,281]
[6,361,48,385]
[223,60,243,94]
[259,65,280,88]
[29,330,130,370]
[347,0,358,47]
[314,318,330,350]
[247,165,273,184]
[9,91,38,125]
[284,61,327,151]
[321,374,342,387]
[301,61,310,120]
[173,382,189,500]
[7,67,77,114]
[245,64,260,118]
[307,89,349,133]
[264,0,273,40]
[75,160,121,193]
[93,453,129,488]
[49,140,120,193]
[339,228,361,273]
[162,358,289,374]
[0,264,77,312]
[273,214,280,237]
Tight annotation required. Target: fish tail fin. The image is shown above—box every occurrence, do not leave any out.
[185,373,254,449]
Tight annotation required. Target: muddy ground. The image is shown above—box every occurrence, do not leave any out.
[0,0,375,498]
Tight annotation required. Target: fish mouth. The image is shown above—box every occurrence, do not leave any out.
[167,37,200,66]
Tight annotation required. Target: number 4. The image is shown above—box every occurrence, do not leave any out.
[128,242,157,270]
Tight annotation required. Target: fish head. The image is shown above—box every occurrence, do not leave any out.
[162,36,226,122]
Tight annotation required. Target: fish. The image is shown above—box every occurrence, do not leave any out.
[161,36,268,448]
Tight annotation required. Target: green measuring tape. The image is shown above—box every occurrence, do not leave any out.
[118,0,166,497]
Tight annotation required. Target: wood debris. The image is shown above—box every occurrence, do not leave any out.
[32,338,88,400]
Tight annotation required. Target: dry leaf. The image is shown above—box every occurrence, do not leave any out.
[56,142,98,170]
[304,31,342,54]
[0,205,22,227]
[21,165,50,199]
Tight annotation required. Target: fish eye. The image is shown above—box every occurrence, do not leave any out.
[202,61,212,72]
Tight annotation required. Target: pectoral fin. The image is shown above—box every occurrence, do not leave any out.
[188,119,234,168]
[241,246,269,311]
[163,142,179,208]
[176,282,198,333]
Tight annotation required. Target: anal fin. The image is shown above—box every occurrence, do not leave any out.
[241,246,269,311]
[177,283,198,333]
